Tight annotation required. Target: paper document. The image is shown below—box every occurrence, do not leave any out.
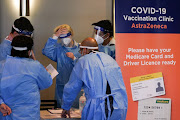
[46,64,59,79]
[130,72,165,101]
[138,98,171,120]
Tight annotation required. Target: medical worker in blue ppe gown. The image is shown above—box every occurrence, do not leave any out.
[0,61,12,117]
[42,24,81,108]
[0,35,53,120]
[92,20,116,59]
[0,17,34,61]
[61,37,128,120]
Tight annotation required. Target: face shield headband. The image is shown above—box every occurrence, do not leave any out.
[79,46,98,55]
[13,25,33,37]
[94,26,105,32]
[59,32,71,39]
[94,26,113,33]
[80,46,98,49]
[12,46,28,51]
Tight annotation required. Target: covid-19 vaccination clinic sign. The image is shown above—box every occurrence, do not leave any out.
[115,0,180,120]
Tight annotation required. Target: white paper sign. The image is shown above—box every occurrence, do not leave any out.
[46,64,59,79]
[138,98,171,120]
[130,72,165,101]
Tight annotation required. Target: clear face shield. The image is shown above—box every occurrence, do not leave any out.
[93,26,108,44]
[59,32,72,46]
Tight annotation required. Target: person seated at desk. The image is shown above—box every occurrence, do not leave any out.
[61,37,127,120]
[0,35,53,120]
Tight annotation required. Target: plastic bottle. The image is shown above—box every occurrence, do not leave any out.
[79,91,86,113]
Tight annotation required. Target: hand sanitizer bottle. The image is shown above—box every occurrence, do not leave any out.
[79,90,86,113]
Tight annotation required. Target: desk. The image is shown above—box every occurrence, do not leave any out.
[40,109,81,120]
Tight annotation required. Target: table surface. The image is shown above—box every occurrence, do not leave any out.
[40,109,81,120]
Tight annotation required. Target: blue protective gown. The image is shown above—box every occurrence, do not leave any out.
[0,39,12,61]
[42,37,81,107]
[62,52,128,120]
[0,56,53,120]
[99,38,115,59]
[0,60,5,106]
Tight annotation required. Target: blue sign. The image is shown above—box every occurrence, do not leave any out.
[115,0,180,33]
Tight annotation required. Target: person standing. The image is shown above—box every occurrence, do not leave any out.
[61,37,127,120]
[0,17,34,61]
[0,35,52,120]
[92,20,116,59]
[42,24,81,108]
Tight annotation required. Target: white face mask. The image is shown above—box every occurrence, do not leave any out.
[94,34,104,44]
[61,37,72,46]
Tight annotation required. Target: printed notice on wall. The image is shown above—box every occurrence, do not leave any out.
[130,72,165,101]
[138,98,171,120]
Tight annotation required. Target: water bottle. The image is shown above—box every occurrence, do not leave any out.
[79,91,86,113]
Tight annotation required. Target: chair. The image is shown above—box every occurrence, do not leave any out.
[40,100,57,110]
